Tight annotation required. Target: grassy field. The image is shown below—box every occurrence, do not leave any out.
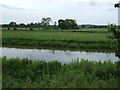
[2,57,119,88]
[63,28,109,33]
[2,28,113,50]
[2,30,110,41]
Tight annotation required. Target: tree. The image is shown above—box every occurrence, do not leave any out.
[58,19,65,29]
[108,24,120,58]
[114,2,120,8]
[53,21,57,29]
[9,21,17,28]
[113,2,120,58]
[37,22,42,29]
[19,23,25,28]
[29,22,34,30]
[58,19,78,29]
[41,17,52,29]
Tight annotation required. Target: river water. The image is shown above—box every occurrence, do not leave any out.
[1,47,119,63]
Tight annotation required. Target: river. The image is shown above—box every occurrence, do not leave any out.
[1,47,119,63]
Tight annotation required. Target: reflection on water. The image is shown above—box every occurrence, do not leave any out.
[1,47,119,63]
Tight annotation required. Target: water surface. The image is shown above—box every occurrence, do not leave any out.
[1,47,119,63]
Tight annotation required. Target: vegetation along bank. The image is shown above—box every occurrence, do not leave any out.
[2,57,119,88]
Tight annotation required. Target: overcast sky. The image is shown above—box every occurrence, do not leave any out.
[0,0,119,25]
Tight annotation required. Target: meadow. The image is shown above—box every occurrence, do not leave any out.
[2,28,113,50]
[2,57,119,88]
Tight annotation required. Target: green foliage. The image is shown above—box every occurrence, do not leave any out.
[58,19,78,29]
[108,24,118,39]
[2,38,110,50]
[7,28,10,30]
[108,24,116,31]
[9,21,17,28]
[13,28,17,30]
[2,57,119,88]
[114,2,120,8]
[41,17,52,29]
[30,28,33,30]
[2,29,112,49]
[108,24,120,58]
[2,30,110,41]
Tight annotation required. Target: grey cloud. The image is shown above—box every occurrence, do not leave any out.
[76,1,115,7]
[105,2,114,6]
[106,8,116,11]
[0,4,35,11]
[77,1,98,6]
[88,1,98,6]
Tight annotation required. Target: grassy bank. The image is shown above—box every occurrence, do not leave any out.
[2,38,110,49]
[2,57,119,88]
[2,29,112,50]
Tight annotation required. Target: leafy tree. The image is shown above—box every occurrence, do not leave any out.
[8,27,10,30]
[13,28,17,30]
[58,19,65,29]
[114,2,120,8]
[108,24,120,58]
[37,22,42,29]
[113,2,120,58]
[58,19,78,29]
[29,22,34,27]
[67,19,77,29]
[9,21,17,28]
[41,17,52,29]
[19,23,25,28]
[29,22,34,30]
[34,23,38,28]
[53,21,57,29]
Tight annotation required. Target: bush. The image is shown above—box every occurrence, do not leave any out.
[8,28,10,30]
[30,28,33,30]
[13,28,17,30]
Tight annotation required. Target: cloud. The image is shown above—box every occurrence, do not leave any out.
[0,4,34,11]
[106,8,116,11]
[76,1,99,7]
[88,1,98,6]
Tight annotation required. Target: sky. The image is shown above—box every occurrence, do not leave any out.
[0,0,119,25]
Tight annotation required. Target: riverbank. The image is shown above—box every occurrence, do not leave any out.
[2,45,113,53]
[2,57,119,88]
[2,38,111,50]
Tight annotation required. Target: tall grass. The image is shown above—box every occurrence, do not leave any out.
[2,57,119,88]
[2,38,110,49]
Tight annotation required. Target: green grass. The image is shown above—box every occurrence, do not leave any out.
[2,29,110,41]
[1,27,39,31]
[63,28,109,33]
[2,28,113,50]
[2,57,119,88]
[80,28,108,31]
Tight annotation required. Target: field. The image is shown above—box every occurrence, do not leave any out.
[2,57,119,88]
[2,28,113,50]
[2,28,119,88]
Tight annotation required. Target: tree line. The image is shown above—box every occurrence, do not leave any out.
[2,17,78,30]
[2,17,111,30]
